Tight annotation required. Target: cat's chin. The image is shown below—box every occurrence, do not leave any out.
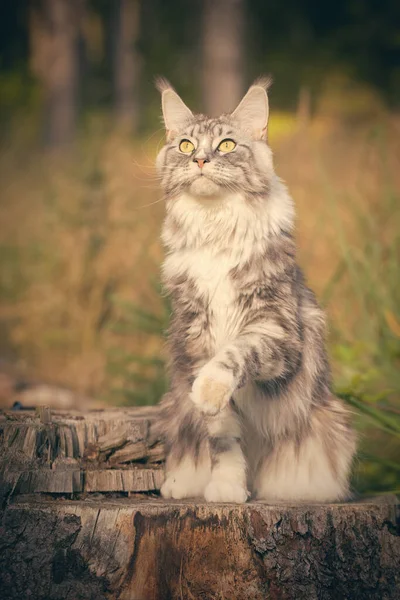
[189,176,221,197]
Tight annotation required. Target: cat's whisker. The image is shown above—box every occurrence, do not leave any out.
[133,196,165,210]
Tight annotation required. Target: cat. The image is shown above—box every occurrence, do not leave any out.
[155,77,356,503]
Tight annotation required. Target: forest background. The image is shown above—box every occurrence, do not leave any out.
[0,0,399,495]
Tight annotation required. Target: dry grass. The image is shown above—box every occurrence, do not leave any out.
[0,112,399,404]
[1,109,399,492]
[0,130,165,392]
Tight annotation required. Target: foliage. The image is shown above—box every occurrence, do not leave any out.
[317,129,400,494]
[0,108,399,494]
[106,284,170,405]
[0,132,164,389]
[1,0,399,135]
[0,0,399,497]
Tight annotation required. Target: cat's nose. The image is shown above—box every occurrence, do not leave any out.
[193,157,210,169]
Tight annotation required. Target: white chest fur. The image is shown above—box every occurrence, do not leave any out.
[162,186,295,354]
[163,247,243,351]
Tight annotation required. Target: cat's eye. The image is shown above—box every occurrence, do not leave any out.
[217,139,236,153]
[179,139,195,153]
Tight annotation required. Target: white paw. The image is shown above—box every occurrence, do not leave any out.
[161,476,195,500]
[204,480,249,503]
[191,363,234,416]
[161,459,211,499]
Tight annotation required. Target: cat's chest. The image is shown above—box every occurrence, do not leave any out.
[163,248,243,348]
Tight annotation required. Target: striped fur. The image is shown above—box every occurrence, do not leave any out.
[156,79,356,503]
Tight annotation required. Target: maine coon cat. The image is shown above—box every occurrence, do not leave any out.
[155,77,356,503]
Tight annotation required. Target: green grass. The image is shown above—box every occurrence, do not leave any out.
[105,281,170,405]
[316,129,400,494]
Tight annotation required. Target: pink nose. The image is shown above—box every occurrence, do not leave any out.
[194,158,207,169]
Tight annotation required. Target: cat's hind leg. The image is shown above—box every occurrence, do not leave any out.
[254,399,355,503]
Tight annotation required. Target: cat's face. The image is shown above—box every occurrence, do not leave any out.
[156,78,274,199]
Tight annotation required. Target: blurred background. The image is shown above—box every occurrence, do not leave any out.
[0,0,399,494]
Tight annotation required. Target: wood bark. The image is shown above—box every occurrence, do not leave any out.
[113,0,142,133]
[1,496,399,600]
[30,0,83,147]
[0,407,163,498]
[201,0,245,116]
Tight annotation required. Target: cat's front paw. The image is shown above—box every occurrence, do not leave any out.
[204,480,249,503]
[161,457,211,499]
[190,364,234,416]
[161,476,194,500]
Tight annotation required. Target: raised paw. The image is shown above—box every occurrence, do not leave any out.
[190,363,234,416]
[204,480,249,503]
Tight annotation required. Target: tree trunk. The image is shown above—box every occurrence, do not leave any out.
[1,407,399,599]
[201,0,245,116]
[1,496,399,600]
[113,0,141,134]
[30,0,83,147]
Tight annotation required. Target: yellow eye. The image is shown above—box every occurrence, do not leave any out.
[179,139,195,153]
[218,139,236,153]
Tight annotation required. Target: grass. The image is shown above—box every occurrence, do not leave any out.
[0,110,399,493]
[305,125,400,493]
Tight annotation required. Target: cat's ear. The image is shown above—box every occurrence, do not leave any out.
[231,77,272,140]
[156,77,193,139]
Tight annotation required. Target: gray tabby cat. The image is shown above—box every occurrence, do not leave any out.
[155,77,356,503]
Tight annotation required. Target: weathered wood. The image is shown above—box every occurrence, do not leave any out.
[107,441,148,465]
[0,466,163,496]
[36,405,52,424]
[1,408,399,598]
[1,496,399,600]
[84,468,164,493]
[0,407,164,496]
[97,428,130,452]
[146,442,165,463]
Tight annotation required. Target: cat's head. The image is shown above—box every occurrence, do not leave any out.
[156,78,274,199]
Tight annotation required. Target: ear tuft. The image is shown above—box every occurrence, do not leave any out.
[155,76,174,94]
[155,77,193,137]
[251,75,273,93]
[231,75,272,140]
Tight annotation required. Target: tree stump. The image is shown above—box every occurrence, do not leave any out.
[1,408,399,600]
[0,406,164,499]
